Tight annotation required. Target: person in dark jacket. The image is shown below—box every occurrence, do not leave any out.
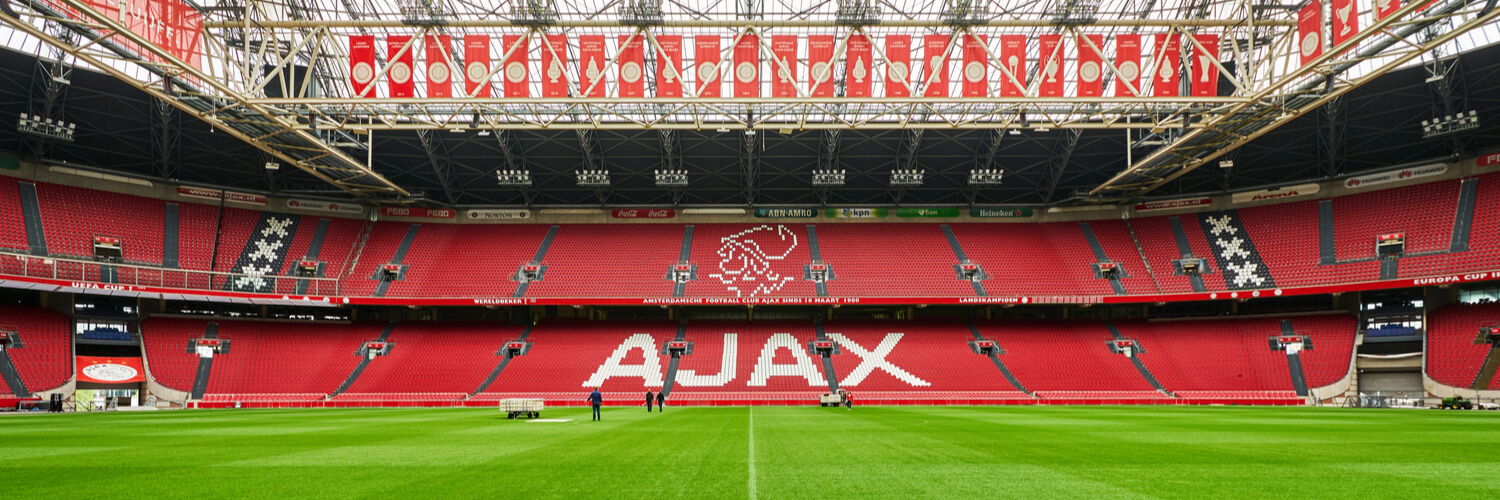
[656,391,665,411]
[587,388,603,421]
[645,390,654,412]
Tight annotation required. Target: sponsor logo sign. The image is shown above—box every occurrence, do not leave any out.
[0,155,18,170]
[286,199,364,214]
[1134,197,1211,212]
[969,208,1034,218]
[76,356,146,384]
[611,209,676,219]
[754,208,817,218]
[175,186,267,205]
[896,208,961,218]
[380,206,455,219]
[48,0,204,69]
[467,209,531,220]
[1479,149,1500,168]
[1231,183,1320,204]
[824,208,887,219]
[1343,164,1448,189]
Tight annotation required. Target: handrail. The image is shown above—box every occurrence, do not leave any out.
[0,250,341,296]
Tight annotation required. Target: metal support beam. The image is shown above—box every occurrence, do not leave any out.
[576,129,611,205]
[815,129,840,205]
[742,131,761,205]
[24,19,75,159]
[891,129,923,204]
[414,129,462,205]
[152,97,179,180]
[659,130,687,205]
[1318,94,1345,179]
[1043,129,1083,204]
[966,129,1004,205]
[495,130,537,205]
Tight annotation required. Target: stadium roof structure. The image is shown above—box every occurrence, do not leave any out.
[0,0,1497,207]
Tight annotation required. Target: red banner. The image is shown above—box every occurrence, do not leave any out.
[771,35,799,97]
[464,35,491,98]
[77,356,146,384]
[350,35,377,97]
[542,34,569,97]
[1114,34,1141,97]
[1189,34,1220,97]
[655,35,683,98]
[579,35,607,97]
[611,209,676,219]
[503,35,529,98]
[998,35,1026,97]
[1376,0,1400,20]
[962,34,990,97]
[1299,1,1325,66]
[809,35,837,97]
[694,35,721,97]
[1150,34,1180,97]
[617,35,646,98]
[387,36,416,98]
[922,34,950,97]
[72,0,203,69]
[1478,149,1500,168]
[1076,34,1105,97]
[425,35,453,98]
[733,33,760,97]
[1038,35,1065,97]
[380,207,456,219]
[1332,0,1360,48]
[885,35,912,97]
[846,34,873,97]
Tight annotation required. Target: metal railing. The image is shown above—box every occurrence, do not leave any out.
[0,250,342,297]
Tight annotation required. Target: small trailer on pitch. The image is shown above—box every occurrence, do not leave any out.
[499,399,544,419]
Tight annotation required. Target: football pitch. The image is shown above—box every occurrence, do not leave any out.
[2,406,1498,498]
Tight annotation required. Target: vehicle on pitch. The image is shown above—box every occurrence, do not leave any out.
[500,398,545,419]
[1438,396,1473,410]
[1476,401,1500,411]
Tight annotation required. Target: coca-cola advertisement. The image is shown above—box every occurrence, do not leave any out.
[611,209,676,219]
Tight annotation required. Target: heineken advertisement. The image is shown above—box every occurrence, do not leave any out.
[824,208,888,218]
[969,207,1035,218]
[895,208,961,218]
[755,208,817,218]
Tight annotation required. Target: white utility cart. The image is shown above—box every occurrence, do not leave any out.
[499,398,544,419]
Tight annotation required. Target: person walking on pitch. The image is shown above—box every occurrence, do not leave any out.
[656,391,665,411]
[587,387,603,421]
[645,390,654,412]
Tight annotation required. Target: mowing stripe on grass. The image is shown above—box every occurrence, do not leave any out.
[748,407,757,500]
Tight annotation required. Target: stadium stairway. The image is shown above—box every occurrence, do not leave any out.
[813,319,841,392]
[329,322,395,398]
[939,224,986,297]
[471,324,534,396]
[673,226,694,298]
[0,349,30,397]
[189,322,219,400]
[659,320,688,397]
[1105,322,1171,397]
[512,225,559,297]
[806,225,829,297]
[1472,345,1500,391]
[965,319,1029,395]
[292,218,332,295]
[1165,216,1208,292]
[373,225,421,297]
[16,181,47,255]
[1449,177,1479,253]
[1281,319,1310,396]
[1080,223,1128,295]
[162,203,179,268]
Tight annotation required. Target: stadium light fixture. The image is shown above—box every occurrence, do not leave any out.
[654,169,689,187]
[575,169,611,187]
[967,169,1004,186]
[812,169,846,186]
[17,113,75,142]
[1422,110,1479,138]
[264,162,280,171]
[890,168,925,186]
[496,169,533,186]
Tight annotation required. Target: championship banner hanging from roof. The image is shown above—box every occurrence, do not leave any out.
[655,35,683,97]
[463,35,491,98]
[1076,34,1105,97]
[502,34,529,97]
[1331,0,1360,48]
[542,34,569,97]
[998,35,1026,97]
[1038,35,1065,97]
[350,35,377,97]
[1150,33,1180,97]
[617,34,646,98]
[579,35,607,98]
[808,35,837,97]
[386,36,415,98]
[1375,0,1401,20]
[922,34,950,97]
[1298,1,1325,66]
[884,35,912,98]
[694,35,722,97]
[771,35,799,97]
[962,34,990,97]
[734,33,760,98]
[1114,34,1142,97]
[425,35,453,98]
[77,356,146,384]
[1189,34,1220,97]
[846,34,873,97]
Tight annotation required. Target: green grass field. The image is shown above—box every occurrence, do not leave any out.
[2,406,1498,498]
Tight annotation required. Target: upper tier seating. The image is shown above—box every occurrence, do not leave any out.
[1333,179,1459,261]
[1127,216,1205,294]
[382,223,550,298]
[973,319,1162,397]
[336,321,525,399]
[1447,173,1500,275]
[524,224,680,298]
[1426,303,1500,389]
[818,224,977,297]
[0,305,72,392]
[948,223,1126,297]
[0,179,27,252]
[1087,220,1162,295]
[339,222,412,297]
[683,224,818,298]
[33,182,163,265]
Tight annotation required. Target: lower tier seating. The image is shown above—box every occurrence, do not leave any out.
[1426,303,1500,389]
[0,305,72,393]
[336,321,526,399]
